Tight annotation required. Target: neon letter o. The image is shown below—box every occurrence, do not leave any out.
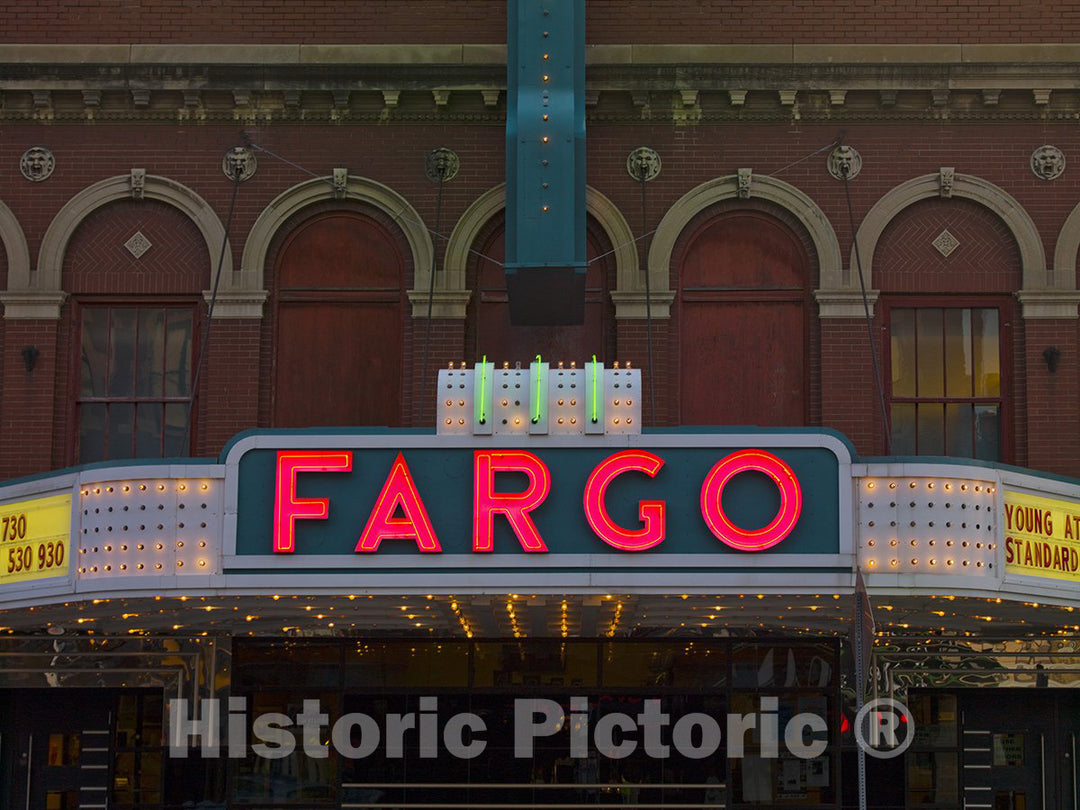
[700,449,802,552]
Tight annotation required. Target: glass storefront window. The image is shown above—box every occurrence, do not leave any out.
[345,641,469,688]
[473,639,598,688]
[732,642,835,689]
[602,640,728,689]
[911,693,958,747]
[907,751,959,805]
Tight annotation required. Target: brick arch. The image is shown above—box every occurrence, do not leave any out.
[31,174,229,319]
[650,173,841,319]
[668,196,821,287]
[0,198,32,315]
[242,175,431,319]
[1053,198,1080,293]
[259,200,411,429]
[669,199,816,427]
[852,173,1053,315]
[874,197,1021,293]
[63,199,209,295]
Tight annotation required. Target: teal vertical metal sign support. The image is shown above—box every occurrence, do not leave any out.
[505,0,587,325]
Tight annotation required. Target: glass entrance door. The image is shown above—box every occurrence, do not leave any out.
[958,691,1072,810]
[4,690,112,810]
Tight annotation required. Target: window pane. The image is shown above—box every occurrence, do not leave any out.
[79,403,106,463]
[165,311,193,397]
[164,404,189,457]
[974,308,1000,396]
[916,309,944,397]
[108,308,137,397]
[975,405,1000,461]
[891,403,916,454]
[945,403,974,458]
[891,309,915,397]
[944,308,972,397]
[107,403,135,460]
[907,751,958,805]
[917,403,944,455]
[80,309,109,397]
[136,308,165,398]
[135,403,163,458]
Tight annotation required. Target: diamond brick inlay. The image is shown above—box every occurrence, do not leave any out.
[124,231,152,259]
[932,229,959,257]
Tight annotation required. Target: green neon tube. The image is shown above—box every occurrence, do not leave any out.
[532,355,542,423]
[591,354,599,423]
[478,355,488,424]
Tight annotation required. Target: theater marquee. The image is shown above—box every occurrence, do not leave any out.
[222,430,855,580]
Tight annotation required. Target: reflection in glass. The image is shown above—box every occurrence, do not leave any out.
[906,751,958,805]
[889,306,1002,460]
[80,309,108,397]
[108,308,137,397]
[917,403,944,456]
[975,405,1000,461]
[107,403,134,460]
[891,309,915,397]
[945,404,974,458]
[944,308,972,397]
[915,309,944,397]
[891,403,916,455]
[974,309,1000,396]
[77,306,194,462]
[136,308,165,397]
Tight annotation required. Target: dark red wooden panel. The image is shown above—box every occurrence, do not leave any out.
[274,302,401,427]
[681,212,805,290]
[272,211,404,427]
[680,300,805,426]
[678,211,809,426]
[277,212,402,290]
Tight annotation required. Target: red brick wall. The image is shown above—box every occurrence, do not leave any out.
[0,320,59,478]
[874,197,1022,294]
[1024,320,1079,476]
[63,199,209,294]
[1,1,1078,44]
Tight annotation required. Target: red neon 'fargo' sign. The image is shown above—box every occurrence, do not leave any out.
[273,449,802,555]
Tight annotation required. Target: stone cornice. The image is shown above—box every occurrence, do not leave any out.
[814,289,880,319]
[611,291,676,320]
[6,43,1080,123]
[5,42,1080,66]
[406,289,473,320]
[1016,290,1080,319]
[0,290,68,320]
[203,290,268,319]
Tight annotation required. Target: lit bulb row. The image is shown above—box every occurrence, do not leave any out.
[538,15,552,214]
[81,481,211,498]
[607,600,624,637]
[864,479,996,494]
[449,599,473,638]
[861,536,994,572]
[77,538,211,575]
[560,599,569,638]
[507,597,524,638]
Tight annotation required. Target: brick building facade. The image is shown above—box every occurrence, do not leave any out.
[3,4,1080,809]
[1,2,1080,478]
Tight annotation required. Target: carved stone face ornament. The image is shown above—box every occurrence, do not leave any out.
[1031,145,1064,180]
[222,146,257,181]
[20,147,55,182]
[626,147,661,182]
[827,145,862,181]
